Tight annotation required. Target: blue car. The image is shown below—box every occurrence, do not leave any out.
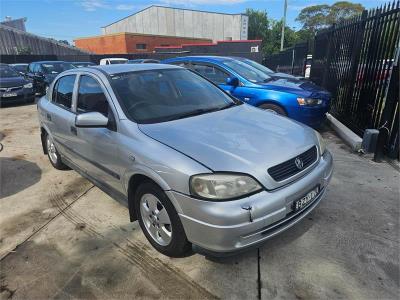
[162,56,331,127]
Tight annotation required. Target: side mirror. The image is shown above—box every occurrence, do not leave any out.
[75,112,108,128]
[226,77,239,87]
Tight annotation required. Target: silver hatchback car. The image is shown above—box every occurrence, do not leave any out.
[38,64,333,257]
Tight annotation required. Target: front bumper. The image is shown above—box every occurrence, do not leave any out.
[166,150,333,253]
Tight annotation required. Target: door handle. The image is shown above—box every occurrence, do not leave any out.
[46,113,52,121]
[70,126,77,135]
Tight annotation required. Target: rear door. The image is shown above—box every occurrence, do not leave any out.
[72,74,123,193]
[46,74,78,161]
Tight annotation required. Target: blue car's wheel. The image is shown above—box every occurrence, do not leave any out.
[259,103,287,116]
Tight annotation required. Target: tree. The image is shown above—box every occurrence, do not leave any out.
[329,1,364,24]
[296,4,331,33]
[265,20,299,54]
[246,8,269,40]
[246,9,270,54]
[296,1,365,34]
[58,40,70,45]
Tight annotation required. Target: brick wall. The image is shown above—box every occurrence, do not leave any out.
[74,33,211,54]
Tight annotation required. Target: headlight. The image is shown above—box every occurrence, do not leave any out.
[315,131,326,155]
[190,173,262,200]
[297,97,322,106]
[23,83,33,89]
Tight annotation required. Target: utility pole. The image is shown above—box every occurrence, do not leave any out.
[280,0,288,51]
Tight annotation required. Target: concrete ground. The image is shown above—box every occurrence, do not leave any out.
[0,101,399,300]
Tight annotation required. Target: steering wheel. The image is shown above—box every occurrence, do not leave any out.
[126,101,149,114]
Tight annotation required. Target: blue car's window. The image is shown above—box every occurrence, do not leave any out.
[241,59,275,74]
[191,64,229,84]
[0,66,20,78]
[223,60,271,83]
[110,69,238,124]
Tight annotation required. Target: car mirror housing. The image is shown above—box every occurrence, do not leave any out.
[75,112,108,128]
[226,77,239,87]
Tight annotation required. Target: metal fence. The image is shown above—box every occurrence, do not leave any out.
[264,1,399,159]
[263,42,308,76]
[0,24,89,55]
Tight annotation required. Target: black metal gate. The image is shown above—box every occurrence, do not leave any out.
[265,1,399,158]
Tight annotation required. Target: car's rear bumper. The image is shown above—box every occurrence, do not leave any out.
[166,150,333,253]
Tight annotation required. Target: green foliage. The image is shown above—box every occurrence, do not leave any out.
[246,1,365,56]
[296,1,365,33]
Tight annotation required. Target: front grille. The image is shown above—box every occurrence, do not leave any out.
[0,86,23,92]
[268,146,318,181]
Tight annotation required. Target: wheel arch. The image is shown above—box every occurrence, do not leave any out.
[40,127,48,154]
[127,173,172,222]
[257,100,288,115]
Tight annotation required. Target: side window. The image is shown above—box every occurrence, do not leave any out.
[77,75,109,116]
[52,75,76,110]
[28,64,35,73]
[191,64,229,84]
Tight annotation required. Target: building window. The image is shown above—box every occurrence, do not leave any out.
[225,37,233,41]
[136,43,147,50]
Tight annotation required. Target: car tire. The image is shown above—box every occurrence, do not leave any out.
[135,181,191,257]
[45,133,69,170]
[259,103,287,116]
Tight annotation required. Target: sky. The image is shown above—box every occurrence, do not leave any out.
[0,0,387,44]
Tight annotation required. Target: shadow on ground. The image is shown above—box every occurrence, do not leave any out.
[0,157,42,198]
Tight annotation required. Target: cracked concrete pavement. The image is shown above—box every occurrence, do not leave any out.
[0,102,399,299]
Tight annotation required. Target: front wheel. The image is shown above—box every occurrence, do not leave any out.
[259,103,287,116]
[135,181,191,257]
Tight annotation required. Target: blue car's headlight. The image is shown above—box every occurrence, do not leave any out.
[23,83,33,89]
[297,97,322,106]
[190,173,262,200]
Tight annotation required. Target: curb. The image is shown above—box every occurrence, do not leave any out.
[326,113,362,152]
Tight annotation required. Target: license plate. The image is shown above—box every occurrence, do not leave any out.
[2,92,17,97]
[293,186,319,211]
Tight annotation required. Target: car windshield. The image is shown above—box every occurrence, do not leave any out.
[111,69,238,124]
[41,62,75,74]
[11,64,28,73]
[223,60,272,83]
[109,60,127,64]
[241,59,275,74]
[0,65,20,77]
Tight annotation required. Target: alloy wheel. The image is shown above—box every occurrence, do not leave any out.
[140,193,172,246]
[46,135,58,164]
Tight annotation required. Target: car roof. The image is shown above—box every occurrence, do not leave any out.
[10,63,28,65]
[83,63,182,75]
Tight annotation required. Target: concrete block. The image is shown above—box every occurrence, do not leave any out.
[326,113,362,151]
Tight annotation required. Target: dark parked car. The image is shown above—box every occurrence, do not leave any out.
[27,61,75,94]
[0,63,35,105]
[10,63,29,76]
[128,59,160,64]
[71,62,96,68]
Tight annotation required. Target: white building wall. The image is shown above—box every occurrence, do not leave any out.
[102,6,247,42]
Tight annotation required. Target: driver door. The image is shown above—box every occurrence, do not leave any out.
[72,74,124,193]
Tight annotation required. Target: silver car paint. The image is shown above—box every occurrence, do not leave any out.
[38,64,333,253]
